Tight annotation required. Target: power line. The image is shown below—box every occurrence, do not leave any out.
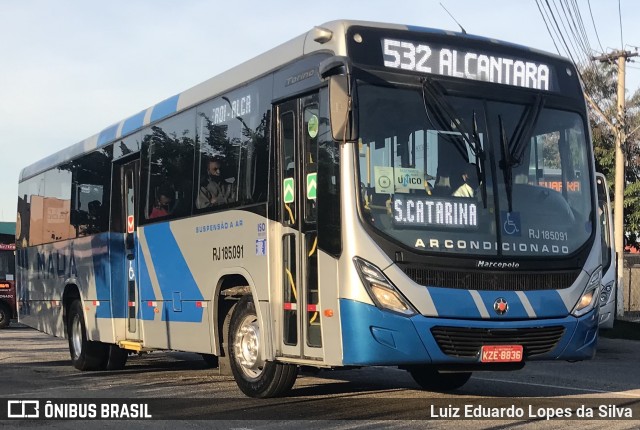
[561,0,592,58]
[550,0,589,65]
[538,0,587,70]
[587,0,605,53]
[535,0,561,54]
[569,0,593,55]
[542,0,578,62]
[618,0,624,48]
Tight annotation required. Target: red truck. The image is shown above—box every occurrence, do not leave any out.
[0,223,16,329]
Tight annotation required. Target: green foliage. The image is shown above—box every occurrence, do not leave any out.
[581,62,640,240]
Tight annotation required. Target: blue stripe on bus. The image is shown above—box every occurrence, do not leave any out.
[108,233,127,319]
[150,95,179,123]
[92,233,112,318]
[92,233,110,298]
[476,290,528,319]
[143,223,203,322]
[427,287,481,318]
[523,290,569,318]
[97,123,119,147]
[121,110,146,136]
[137,247,157,321]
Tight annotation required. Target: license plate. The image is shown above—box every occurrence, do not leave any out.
[480,345,523,363]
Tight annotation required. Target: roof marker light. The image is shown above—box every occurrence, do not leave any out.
[313,26,333,44]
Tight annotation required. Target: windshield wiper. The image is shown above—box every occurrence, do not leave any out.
[420,78,487,207]
[498,115,514,212]
[471,111,488,208]
[498,94,545,213]
[509,94,545,166]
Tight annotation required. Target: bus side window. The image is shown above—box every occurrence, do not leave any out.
[142,110,195,222]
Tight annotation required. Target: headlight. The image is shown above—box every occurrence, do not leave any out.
[572,268,601,317]
[599,281,615,305]
[353,257,416,316]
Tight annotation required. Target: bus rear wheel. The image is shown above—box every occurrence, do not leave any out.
[67,300,107,371]
[228,296,297,398]
[407,366,471,391]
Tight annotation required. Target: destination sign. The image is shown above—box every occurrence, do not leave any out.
[381,38,552,91]
[393,195,478,229]
[210,93,253,125]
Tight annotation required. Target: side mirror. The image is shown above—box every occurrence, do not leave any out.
[320,56,358,142]
[328,75,358,142]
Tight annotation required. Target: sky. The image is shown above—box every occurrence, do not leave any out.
[1,0,638,221]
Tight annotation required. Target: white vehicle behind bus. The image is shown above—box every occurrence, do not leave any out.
[596,173,616,329]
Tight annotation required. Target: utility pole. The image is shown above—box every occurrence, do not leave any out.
[591,50,639,318]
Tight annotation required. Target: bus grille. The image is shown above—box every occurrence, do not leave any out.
[401,267,580,291]
[431,326,565,358]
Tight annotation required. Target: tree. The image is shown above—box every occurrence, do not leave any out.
[581,62,640,242]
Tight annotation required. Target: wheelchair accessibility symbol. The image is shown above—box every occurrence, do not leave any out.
[501,211,521,236]
[129,262,135,280]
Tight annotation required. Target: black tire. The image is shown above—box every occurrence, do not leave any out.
[103,344,128,370]
[201,354,219,368]
[67,300,107,371]
[0,302,10,329]
[407,366,471,391]
[228,296,297,398]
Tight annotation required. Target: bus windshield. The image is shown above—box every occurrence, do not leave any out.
[0,249,15,280]
[357,81,593,257]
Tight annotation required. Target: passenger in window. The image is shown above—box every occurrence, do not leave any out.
[149,190,173,218]
[452,164,478,198]
[197,158,233,208]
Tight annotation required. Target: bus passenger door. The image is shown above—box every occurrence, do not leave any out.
[276,94,323,361]
[111,159,140,340]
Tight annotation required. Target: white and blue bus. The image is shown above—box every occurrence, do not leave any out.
[16,20,601,398]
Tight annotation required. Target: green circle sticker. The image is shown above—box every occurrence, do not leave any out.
[307,115,319,138]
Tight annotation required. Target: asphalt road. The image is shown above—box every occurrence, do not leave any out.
[1,323,640,429]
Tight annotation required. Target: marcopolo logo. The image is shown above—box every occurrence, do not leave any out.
[477,260,520,269]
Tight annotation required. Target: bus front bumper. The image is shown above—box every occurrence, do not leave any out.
[340,299,598,366]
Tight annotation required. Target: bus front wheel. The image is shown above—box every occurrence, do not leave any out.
[407,365,471,391]
[228,296,297,398]
[67,300,107,371]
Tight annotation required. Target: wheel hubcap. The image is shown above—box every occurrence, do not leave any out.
[233,315,264,378]
[71,315,82,359]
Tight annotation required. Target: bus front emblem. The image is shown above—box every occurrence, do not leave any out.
[493,298,508,315]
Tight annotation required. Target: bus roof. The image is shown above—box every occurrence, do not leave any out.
[19,19,567,181]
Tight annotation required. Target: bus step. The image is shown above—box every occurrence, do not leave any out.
[117,340,149,352]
